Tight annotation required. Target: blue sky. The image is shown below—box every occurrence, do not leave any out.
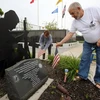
[0,0,100,30]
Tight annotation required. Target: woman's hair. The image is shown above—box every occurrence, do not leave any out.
[44,30,49,35]
[68,2,82,11]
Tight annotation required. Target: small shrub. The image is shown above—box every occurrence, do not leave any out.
[48,55,54,64]
[59,55,80,82]
[48,55,80,82]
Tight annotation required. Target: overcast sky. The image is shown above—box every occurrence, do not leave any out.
[0,0,100,30]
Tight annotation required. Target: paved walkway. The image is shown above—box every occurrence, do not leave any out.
[60,43,83,57]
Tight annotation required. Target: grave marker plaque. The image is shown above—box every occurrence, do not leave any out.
[5,58,48,100]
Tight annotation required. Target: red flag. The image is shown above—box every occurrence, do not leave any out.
[30,0,34,4]
[52,47,60,69]
[38,49,46,58]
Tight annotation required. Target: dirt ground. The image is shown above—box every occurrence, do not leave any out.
[0,61,100,100]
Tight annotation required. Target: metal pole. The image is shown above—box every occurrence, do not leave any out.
[64,13,66,29]
[61,1,63,29]
[23,17,30,59]
[57,7,58,28]
[37,0,39,29]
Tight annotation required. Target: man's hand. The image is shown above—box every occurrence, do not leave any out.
[97,39,100,47]
[38,49,46,58]
[56,42,63,47]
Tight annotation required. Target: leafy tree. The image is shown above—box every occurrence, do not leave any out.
[44,20,58,30]
[0,8,4,16]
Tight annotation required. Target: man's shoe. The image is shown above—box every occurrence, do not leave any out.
[73,76,86,81]
[95,83,100,89]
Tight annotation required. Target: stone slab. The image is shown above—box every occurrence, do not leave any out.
[0,78,54,100]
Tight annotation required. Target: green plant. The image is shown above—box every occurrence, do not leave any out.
[59,55,80,82]
[85,93,91,100]
[51,85,56,89]
[48,55,80,82]
[44,19,58,30]
[48,55,54,64]
[79,41,84,43]
[0,8,4,16]
[51,91,55,94]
